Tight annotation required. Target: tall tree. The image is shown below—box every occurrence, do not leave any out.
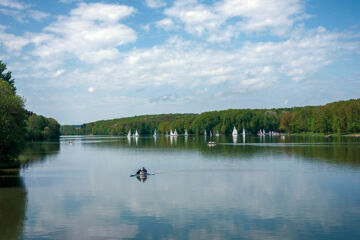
[0,79,26,160]
[0,60,16,93]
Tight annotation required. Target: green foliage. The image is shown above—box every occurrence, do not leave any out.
[61,99,360,136]
[0,61,16,93]
[61,114,196,135]
[279,99,360,134]
[26,113,60,140]
[0,80,26,159]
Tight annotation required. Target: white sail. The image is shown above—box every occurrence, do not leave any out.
[153,129,157,137]
[242,128,245,136]
[170,129,173,136]
[216,131,220,136]
[204,130,207,136]
[232,127,238,136]
[135,129,139,137]
[127,130,131,138]
[174,129,178,136]
[210,131,212,137]
[184,129,188,136]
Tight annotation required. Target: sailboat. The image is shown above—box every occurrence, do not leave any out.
[232,127,238,136]
[170,129,173,136]
[173,129,178,136]
[134,129,139,137]
[204,130,207,136]
[216,131,220,136]
[153,129,157,137]
[127,130,131,138]
[184,129,188,136]
[242,128,245,136]
[209,131,212,137]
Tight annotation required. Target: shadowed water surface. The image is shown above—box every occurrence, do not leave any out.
[1,136,359,239]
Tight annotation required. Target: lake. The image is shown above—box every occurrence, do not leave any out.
[1,135,360,240]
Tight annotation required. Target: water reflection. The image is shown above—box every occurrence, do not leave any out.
[0,141,60,240]
[0,169,26,240]
[6,136,359,240]
[136,175,147,183]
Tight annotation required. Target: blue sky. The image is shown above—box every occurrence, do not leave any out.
[0,0,359,124]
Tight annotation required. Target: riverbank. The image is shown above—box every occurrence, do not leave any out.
[286,132,360,137]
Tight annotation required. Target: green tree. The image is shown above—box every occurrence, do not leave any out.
[0,80,26,161]
[0,61,16,93]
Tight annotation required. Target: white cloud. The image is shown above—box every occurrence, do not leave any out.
[163,0,308,41]
[165,0,223,37]
[156,18,176,31]
[0,1,49,23]
[29,3,136,63]
[0,0,28,10]
[70,2,135,23]
[145,0,167,8]
[0,27,29,51]
[38,27,357,97]
[28,10,50,21]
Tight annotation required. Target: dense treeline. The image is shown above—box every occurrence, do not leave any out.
[61,114,196,135]
[25,112,60,140]
[0,60,60,165]
[61,98,360,136]
[280,99,360,133]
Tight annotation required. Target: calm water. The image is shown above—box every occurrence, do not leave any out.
[1,135,360,240]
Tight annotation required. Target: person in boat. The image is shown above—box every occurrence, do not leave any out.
[136,167,148,175]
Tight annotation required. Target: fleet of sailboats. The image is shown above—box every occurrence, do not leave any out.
[125,127,281,141]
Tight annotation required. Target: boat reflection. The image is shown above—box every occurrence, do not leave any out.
[136,175,147,183]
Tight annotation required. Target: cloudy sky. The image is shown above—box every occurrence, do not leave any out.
[0,0,359,124]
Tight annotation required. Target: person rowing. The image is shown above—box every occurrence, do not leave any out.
[136,167,148,175]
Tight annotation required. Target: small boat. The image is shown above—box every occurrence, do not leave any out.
[184,129,188,136]
[209,131,212,137]
[232,127,238,136]
[153,129,157,137]
[134,129,139,137]
[242,128,245,136]
[130,171,153,177]
[173,129,178,136]
[208,141,216,147]
[127,130,131,138]
[216,131,220,136]
[204,130,207,136]
[170,129,173,136]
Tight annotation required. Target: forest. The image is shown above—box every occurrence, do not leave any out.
[0,61,60,164]
[61,98,360,136]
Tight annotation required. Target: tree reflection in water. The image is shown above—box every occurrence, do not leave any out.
[0,140,60,239]
[0,169,26,240]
